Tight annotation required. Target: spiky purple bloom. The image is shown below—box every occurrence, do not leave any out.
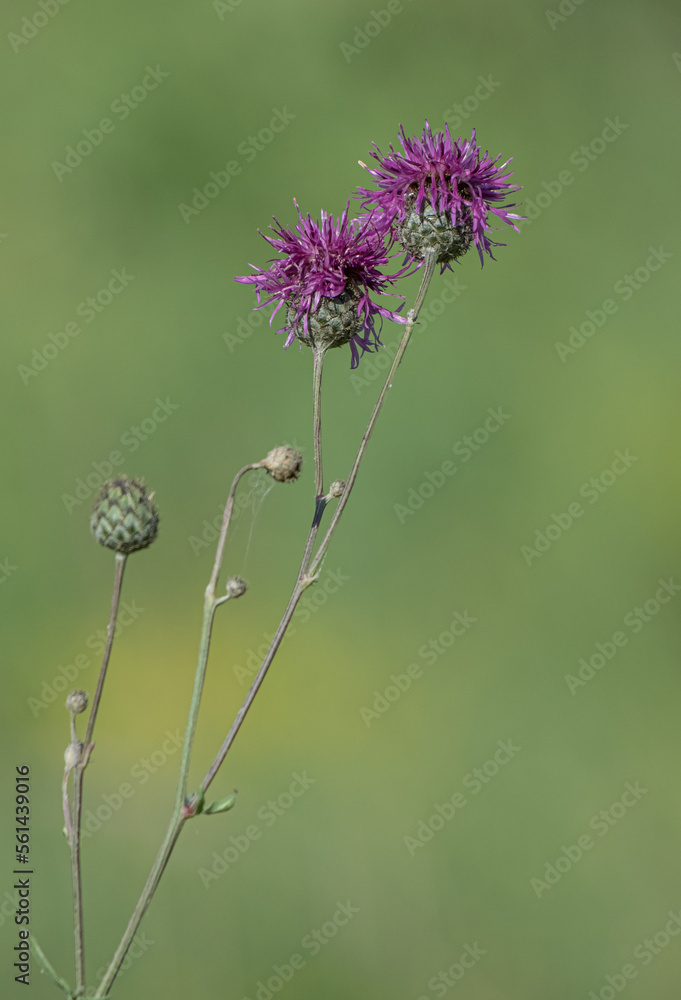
[357,122,521,266]
[235,202,407,368]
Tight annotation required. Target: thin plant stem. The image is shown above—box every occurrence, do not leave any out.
[179,463,263,807]
[93,252,438,999]
[311,345,326,497]
[70,551,127,997]
[83,552,128,747]
[308,249,438,577]
[202,250,439,788]
[206,464,264,602]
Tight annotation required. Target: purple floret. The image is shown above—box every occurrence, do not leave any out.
[357,122,521,264]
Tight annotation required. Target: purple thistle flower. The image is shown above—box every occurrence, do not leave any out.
[357,122,521,267]
[235,202,408,368]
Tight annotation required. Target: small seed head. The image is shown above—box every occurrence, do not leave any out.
[263,446,302,483]
[225,576,247,599]
[66,690,88,715]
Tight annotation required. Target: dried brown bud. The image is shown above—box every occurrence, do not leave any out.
[328,480,345,499]
[263,446,302,483]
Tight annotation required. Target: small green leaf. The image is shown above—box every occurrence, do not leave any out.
[31,935,73,997]
[202,792,237,815]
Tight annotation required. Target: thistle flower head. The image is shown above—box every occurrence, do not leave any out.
[235,202,408,368]
[357,122,521,266]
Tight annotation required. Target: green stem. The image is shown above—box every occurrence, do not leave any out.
[93,252,438,998]
[308,249,437,577]
[311,345,327,497]
[70,551,127,996]
[200,251,439,791]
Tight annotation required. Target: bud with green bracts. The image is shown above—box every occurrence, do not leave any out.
[90,477,159,555]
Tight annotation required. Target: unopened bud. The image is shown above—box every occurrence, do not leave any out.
[225,576,247,599]
[328,480,345,499]
[263,446,302,483]
[64,742,82,770]
[90,477,159,555]
[66,690,88,715]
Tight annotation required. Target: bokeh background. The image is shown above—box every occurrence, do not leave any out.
[3,0,681,997]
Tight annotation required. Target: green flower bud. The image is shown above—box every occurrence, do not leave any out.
[90,477,159,555]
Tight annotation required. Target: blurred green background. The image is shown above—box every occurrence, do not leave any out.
[3,0,681,997]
